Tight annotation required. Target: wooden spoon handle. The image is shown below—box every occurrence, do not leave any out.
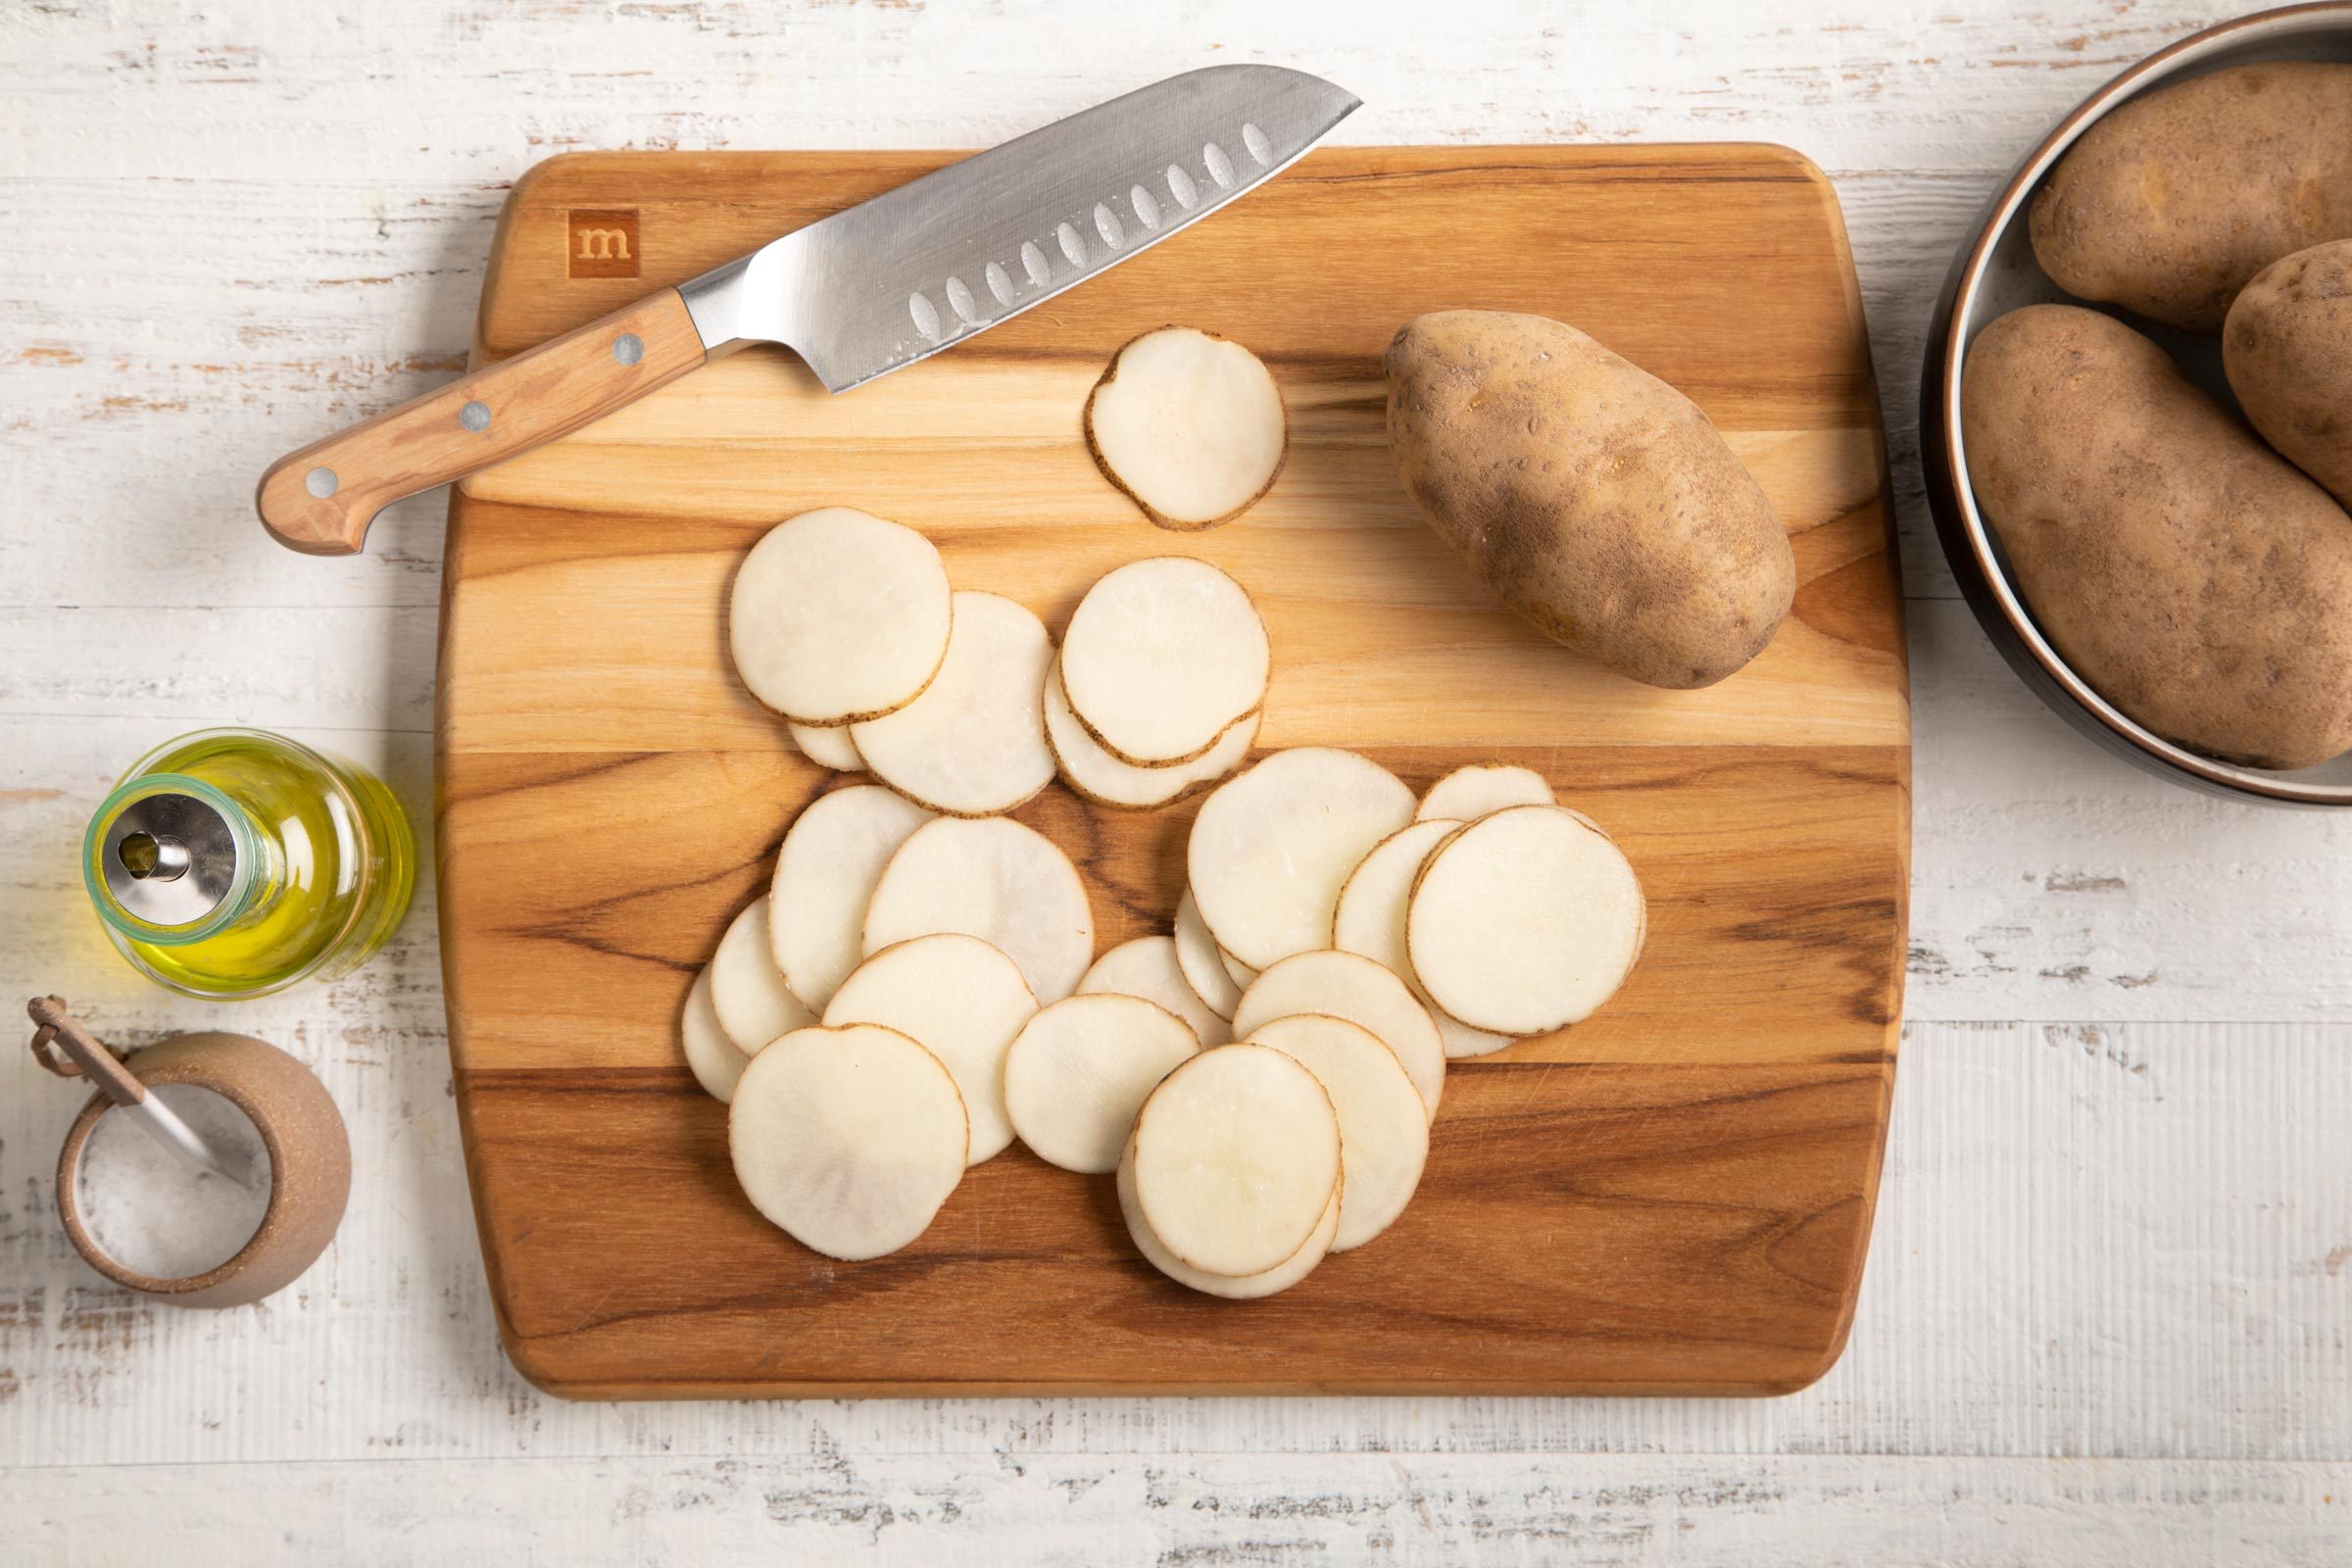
[255,290,707,556]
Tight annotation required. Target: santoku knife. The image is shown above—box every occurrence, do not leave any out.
[256,65,1360,555]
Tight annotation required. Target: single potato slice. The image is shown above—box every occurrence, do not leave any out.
[728,1023,968,1261]
[1245,1014,1429,1252]
[729,507,953,725]
[1117,1133,1339,1299]
[1079,935,1234,1048]
[1332,819,1513,1059]
[1059,559,1270,765]
[769,785,934,1012]
[1187,748,1416,970]
[2225,240,2352,509]
[1085,327,1288,530]
[1231,950,1446,1122]
[1174,889,1245,1019]
[787,719,864,771]
[1386,311,1793,689]
[864,816,1096,1004]
[1131,1043,1342,1277]
[823,934,1039,1165]
[1003,993,1200,1174]
[710,896,816,1054]
[1045,658,1258,809]
[679,968,748,1103]
[1417,762,1553,822]
[849,591,1055,816]
[1408,805,1646,1035]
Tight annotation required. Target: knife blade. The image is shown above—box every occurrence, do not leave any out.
[256,64,1360,556]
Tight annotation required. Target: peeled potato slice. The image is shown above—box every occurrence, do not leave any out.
[1118,1134,1339,1298]
[1333,818,1514,1059]
[1173,889,1244,1020]
[863,815,1095,1004]
[1045,659,1257,809]
[1187,748,1416,970]
[1003,994,1200,1173]
[1231,951,1446,1122]
[1059,558,1270,765]
[823,934,1038,1165]
[849,591,1055,816]
[679,969,747,1103]
[1085,327,1287,530]
[1245,1014,1429,1252]
[730,507,952,725]
[729,1023,967,1260]
[1417,762,1554,823]
[1079,935,1233,1048]
[1131,1043,1341,1277]
[787,719,863,772]
[1408,805,1646,1035]
[710,896,816,1054]
[769,785,933,1012]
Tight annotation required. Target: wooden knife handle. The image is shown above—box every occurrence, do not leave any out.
[255,290,707,556]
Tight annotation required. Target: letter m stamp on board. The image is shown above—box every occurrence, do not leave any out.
[567,211,641,279]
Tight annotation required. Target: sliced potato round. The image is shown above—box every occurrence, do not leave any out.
[1408,805,1645,1035]
[1079,935,1233,1048]
[1117,1133,1339,1298]
[863,815,1095,1004]
[1059,558,1270,766]
[1045,658,1257,809]
[1085,327,1287,530]
[787,719,863,772]
[1244,1014,1429,1252]
[1131,1043,1341,1277]
[1416,762,1553,823]
[1231,950,1446,1122]
[679,968,748,1103]
[1003,994,1200,1173]
[729,507,952,725]
[728,1023,967,1260]
[823,934,1038,1165]
[1173,889,1244,1019]
[849,591,1055,816]
[769,785,934,1013]
[1332,818,1514,1059]
[1187,748,1416,970]
[710,895,816,1054]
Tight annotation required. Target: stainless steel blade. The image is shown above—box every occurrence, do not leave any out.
[677,65,1359,392]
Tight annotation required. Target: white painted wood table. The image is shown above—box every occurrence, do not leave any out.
[3,3,2347,1561]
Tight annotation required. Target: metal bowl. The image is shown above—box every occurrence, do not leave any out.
[1921,2,2352,807]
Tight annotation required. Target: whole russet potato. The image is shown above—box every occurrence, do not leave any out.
[1962,304,2352,770]
[2029,62,2352,334]
[1383,310,1793,690]
[2224,239,2352,508]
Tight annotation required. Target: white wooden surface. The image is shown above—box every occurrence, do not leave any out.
[3,2,2348,1561]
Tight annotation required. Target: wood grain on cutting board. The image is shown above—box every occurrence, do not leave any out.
[435,146,1908,1397]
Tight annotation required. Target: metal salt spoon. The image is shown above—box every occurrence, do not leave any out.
[26,996,265,1194]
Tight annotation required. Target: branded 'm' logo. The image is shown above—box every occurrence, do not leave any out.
[566,210,640,279]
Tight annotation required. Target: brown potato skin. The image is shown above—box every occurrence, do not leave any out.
[1383,311,1792,690]
[2030,63,2352,335]
[2225,239,2352,508]
[1963,305,2352,770]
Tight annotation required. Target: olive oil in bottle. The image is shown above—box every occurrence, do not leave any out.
[82,729,416,999]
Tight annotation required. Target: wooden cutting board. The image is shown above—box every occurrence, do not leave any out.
[437,145,1907,1399]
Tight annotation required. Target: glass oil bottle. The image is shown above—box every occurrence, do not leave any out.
[82,729,416,999]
